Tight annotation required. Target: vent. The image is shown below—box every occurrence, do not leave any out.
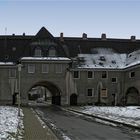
[111,60,116,64]
[99,56,106,61]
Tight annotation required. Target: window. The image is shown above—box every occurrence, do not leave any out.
[42,64,49,73]
[101,88,108,97]
[129,71,135,78]
[28,64,35,73]
[9,69,16,78]
[87,71,93,79]
[48,47,56,57]
[55,64,62,73]
[102,71,107,79]
[73,71,79,79]
[112,77,117,83]
[34,47,42,57]
[87,88,94,96]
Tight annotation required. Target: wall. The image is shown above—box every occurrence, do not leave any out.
[20,61,70,105]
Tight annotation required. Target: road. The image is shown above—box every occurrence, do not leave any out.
[33,105,140,140]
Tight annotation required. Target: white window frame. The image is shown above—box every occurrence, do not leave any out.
[28,64,35,73]
[87,88,94,97]
[87,71,94,79]
[9,69,16,78]
[42,64,49,73]
[55,64,62,73]
[73,71,80,79]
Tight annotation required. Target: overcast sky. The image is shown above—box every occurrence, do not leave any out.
[0,0,140,39]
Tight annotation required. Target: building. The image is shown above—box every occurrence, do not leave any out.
[0,27,140,106]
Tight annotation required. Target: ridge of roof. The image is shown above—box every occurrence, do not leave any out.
[55,37,140,42]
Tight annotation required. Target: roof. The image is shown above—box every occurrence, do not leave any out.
[75,48,140,70]
[21,57,71,61]
[0,26,140,64]
[56,37,140,57]
[34,27,54,40]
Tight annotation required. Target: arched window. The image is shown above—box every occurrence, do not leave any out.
[34,47,42,57]
[48,46,56,57]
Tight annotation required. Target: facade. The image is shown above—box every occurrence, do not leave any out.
[0,27,140,106]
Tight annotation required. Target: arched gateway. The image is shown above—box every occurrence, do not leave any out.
[28,81,61,105]
[126,87,140,105]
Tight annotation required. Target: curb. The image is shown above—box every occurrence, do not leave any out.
[33,108,68,140]
[30,107,59,140]
[68,108,140,131]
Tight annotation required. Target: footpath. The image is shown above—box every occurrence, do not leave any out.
[22,107,58,140]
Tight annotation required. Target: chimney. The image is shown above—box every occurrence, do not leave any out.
[101,33,106,40]
[82,33,87,40]
[23,33,25,36]
[60,32,64,42]
[130,36,136,41]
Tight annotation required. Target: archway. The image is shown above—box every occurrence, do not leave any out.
[28,81,61,105]
[70,94,77,106]
[126,87,139,105]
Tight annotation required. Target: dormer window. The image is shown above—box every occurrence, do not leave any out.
[34,47,42,57]
[48,46,56,57]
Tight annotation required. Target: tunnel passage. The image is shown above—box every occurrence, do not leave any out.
[28,81,61,105]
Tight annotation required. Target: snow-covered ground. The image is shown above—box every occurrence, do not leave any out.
[71,106,140,127]
[0,106,24,140]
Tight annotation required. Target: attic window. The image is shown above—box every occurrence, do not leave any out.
[111,60,116,64]
[78,57,85,62]
[99,62,104,66]
[48,46,56,57]
[34,47,42,57]
[100,56,106,61]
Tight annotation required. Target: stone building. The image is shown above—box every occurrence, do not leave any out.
[0,27,140,106]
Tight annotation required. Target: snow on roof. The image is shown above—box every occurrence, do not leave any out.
[0,62,14,65]
[21,57,71,61]
[77,48,140,69]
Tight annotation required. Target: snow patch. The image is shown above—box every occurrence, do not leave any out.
[21,57,71,61]
[72,106,140,127]
[0,106,24,140]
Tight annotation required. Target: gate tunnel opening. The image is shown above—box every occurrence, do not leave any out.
[126,87,139,105]
[28,81,61,105]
